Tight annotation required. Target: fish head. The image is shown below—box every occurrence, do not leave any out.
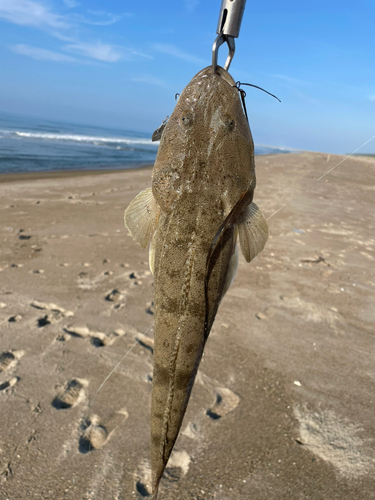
[152,66,255,213]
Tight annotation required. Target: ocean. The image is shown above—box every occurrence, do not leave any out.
[0,112,293,175]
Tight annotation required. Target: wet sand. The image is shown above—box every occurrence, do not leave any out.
[0,152,374,499]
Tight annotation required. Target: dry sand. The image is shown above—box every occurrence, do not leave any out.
[0,152,374,500]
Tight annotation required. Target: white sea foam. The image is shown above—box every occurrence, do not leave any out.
[5,130,155,146]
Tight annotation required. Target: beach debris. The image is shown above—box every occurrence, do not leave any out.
[300,256,326,264]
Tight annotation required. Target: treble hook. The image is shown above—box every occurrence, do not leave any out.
[212,0,247,73]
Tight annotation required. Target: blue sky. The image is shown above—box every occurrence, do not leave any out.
[0,0,374,153]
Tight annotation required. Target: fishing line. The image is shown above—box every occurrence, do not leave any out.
[234,81,280,125]
[317,135,375,181]
[266,204,286,221]
[266,133,375,221]
[234,81,281,102]
[89,324,153,409]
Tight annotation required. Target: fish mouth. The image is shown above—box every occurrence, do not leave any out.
[195,65,236,88]
[214,65,237,86]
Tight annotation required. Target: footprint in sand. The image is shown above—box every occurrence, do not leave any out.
[206,387,240,420]
[146,302,154,315]
[30,300,74,318]
[163,450,191,483]
[0,376,19,392]
[36,310,73,328]
[79,409,128,453]
[52,378,88,410]
[105,289,125,302]
[255,307,275,320]
[294,405,374,478]
[134,460,152,497]
[37,315,53,327]
[134,450,191,497]
[8,314,22,323]
[0,350,24,373]
[126,270,152,288]
[90,329,126,347]
[136,332,154,354]
[63,325,125,347]
[181,421,200,440]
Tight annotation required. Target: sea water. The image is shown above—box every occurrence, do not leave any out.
[0,111,293,175]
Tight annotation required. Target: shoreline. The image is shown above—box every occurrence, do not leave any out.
[0,164,153,183]
[0,151,322,184]
[1,152,374,185]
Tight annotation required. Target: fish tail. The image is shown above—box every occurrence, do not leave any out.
[151,483,159,500]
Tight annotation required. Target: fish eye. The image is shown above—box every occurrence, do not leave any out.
[181,113,193,126]
[223,116,235,131]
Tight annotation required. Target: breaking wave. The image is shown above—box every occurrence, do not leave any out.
[2,130,156,147]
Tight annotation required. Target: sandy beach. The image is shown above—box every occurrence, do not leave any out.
[0,152,374,500]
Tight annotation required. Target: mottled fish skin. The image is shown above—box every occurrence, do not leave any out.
[124,65,268,499]
[150,66,254,497]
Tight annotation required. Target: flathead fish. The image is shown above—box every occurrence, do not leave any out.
[124,65,268,498]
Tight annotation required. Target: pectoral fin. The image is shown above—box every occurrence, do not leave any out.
[238,202,268,263]
[221,242,239,298]
[152,116,169,142]
[124,187,160,249]
[149,231,157,275]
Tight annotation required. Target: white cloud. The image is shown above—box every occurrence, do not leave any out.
[273,74,315,86]
[0,0,123,29]
[63,0,79,8]
[63,41,122,62]
[183,0,199,12]
[153,43,205,65]
[131,75,169,88]
[10,43,78,62]
[368,94,375,102]
[0,0,69,29]
[71,12,122,26]
[63,42,151,62]
[1,1,146,64]
[88,9,132,18]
